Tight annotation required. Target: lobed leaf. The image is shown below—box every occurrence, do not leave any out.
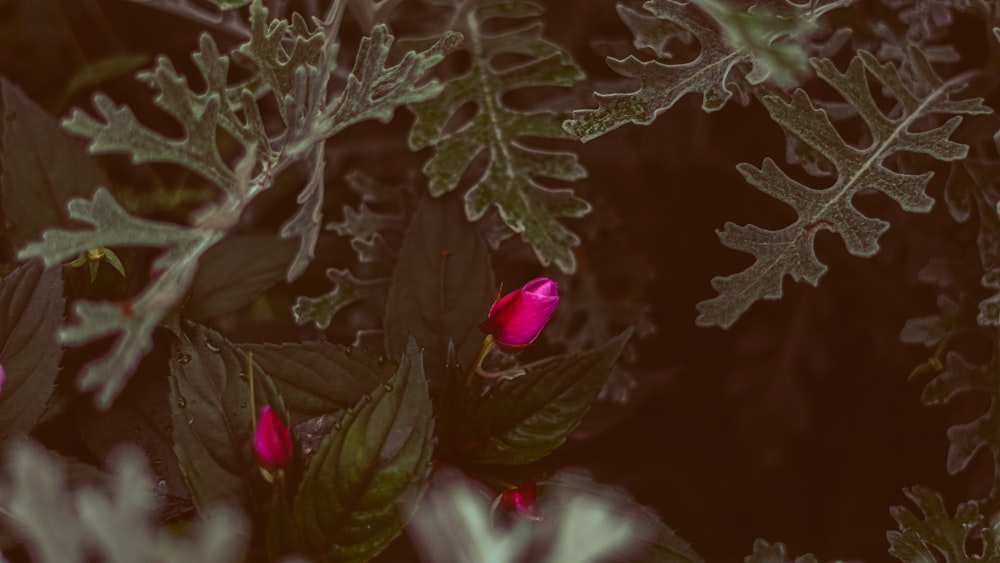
[696,48,991,328]
[744,539,818,563]
[19,188,222,408]
[888,486,1000,562]
[408,0,590,273]
[0,442,246,563]
[920,351,1000,503]
[542,470,703,562]
[288,338,434,561]
[292,268,386,331]
[564,0,840,141]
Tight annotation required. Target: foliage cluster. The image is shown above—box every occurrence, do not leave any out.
[1,0,1000,560]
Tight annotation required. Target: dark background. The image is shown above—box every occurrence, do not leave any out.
[1,0,991,560]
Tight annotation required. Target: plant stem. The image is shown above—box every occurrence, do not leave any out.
[466,334,495,386]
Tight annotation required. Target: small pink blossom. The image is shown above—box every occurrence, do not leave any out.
[500,478,542,521]
[0,363,5,396]
[480,277,558,347]
[253,405,292,470]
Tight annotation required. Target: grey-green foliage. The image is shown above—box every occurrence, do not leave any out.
[564,0,849,142]
[19,188,223,408]
[888,486,1000,562]
[744,539,818,563]
[695,48,990,328]
[21,0,457,407]
[408,0,591,273]
[939,161,1000,328]
[882,0,972,43]
[921,350,1000,502]
[898,278,1000,502]
[0,441,246,563]
[291,171,408,332]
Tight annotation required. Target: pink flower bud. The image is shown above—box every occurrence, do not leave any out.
[0,363,5,395]
[479,277,558,347]
[253,405,292,470]
[500,478,542,521]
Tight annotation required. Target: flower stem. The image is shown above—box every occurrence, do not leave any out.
[466,334,495,386]
[248,351,257,431]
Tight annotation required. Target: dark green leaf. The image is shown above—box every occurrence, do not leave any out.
[185,234,297,321]
[0,262,63,441]
[168,322,287,514]
[462,329,632,465]
[78,338,191,517]
[240,341,394,421]
[384,195,495,378]
[289,338,434,561]
[0,77,107,249]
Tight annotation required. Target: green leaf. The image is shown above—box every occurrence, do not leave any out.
[0,262,64,441]
[461,329,632,465]
[0,77,108,249]
[0,441,247,563]
[888,486,1000,562]
[744,539,818,563]
[384,195,495,377]
[564,0,835,141]
[168,322,287,514]
[289,338,434,561]
[239,342,394,421]
[408,0,590,273]
[185,234,298,321]
[77,342,191,516]
[696,49,991,328]
[19,188,222,408]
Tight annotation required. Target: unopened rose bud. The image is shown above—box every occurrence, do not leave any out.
[500,478,542,521]
[253,405,292,470]
[480,277,559,347]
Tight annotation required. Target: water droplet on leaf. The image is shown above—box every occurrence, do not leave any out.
[176,396,187,408]
[176,353,191,364]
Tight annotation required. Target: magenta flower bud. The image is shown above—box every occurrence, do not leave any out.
[479,277,559,347]
[0,363,5,395]
[500,478,542,521]
[253,405,292,470]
